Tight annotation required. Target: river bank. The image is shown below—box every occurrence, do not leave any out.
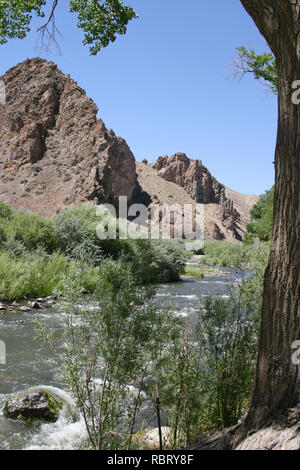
[0,263,229,312]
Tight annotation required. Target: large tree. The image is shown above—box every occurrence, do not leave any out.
[239,0,300,433]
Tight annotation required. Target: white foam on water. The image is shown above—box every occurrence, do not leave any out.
[126,385,147,400]
[3,385,87,450]
[174,294,198,299]
[196,280,233,285]
[201,294,231,299]
[25,415,87,450]
[175,310,189,318]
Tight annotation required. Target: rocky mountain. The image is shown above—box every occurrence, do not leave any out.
[0,58,258,241]
[136,160,257,242]
[0,58,136,217]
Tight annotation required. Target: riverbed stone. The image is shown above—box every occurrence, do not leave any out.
[3,391,63,423]
[19,306,31,312]
[28,301,43,309]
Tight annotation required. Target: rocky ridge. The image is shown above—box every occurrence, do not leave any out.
[0,58,136,217]
[0,58,258,240]
[136,160,256,241]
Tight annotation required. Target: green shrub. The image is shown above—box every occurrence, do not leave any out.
[35,258,181,450]
[2,237,28,258]
[120,239,187,284]
[156,282,259,446]
[193,294,257,431]
[54,213,102,263]
[0,252,100,301]
[3,208,57,252]
[54,204,127,261]
[200,240,270,270]
[151,240,186,282]
[0,201,13,220]
[0,224,5,246]
[245,186,274,243]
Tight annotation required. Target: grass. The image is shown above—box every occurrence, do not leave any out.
[0,203,187,301]
[0,252,100,301]
[184,265,221,278]
[199,241,270,270]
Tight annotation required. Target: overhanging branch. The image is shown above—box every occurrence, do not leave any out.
[37,0,61,54]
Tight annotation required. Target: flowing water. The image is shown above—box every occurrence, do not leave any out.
[0,267,251,450]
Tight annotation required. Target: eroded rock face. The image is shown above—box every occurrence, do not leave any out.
[0,58,137,216]
[207,221,225,241]
[150,154,242,240]
[151,153,226,204]
[3,391,63,422]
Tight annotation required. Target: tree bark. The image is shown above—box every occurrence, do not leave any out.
[239,0,300,431]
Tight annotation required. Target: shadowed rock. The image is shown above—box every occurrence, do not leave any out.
[4,391,63,423]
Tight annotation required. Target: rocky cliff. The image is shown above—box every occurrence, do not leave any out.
[147,154,250,240]
[136,161,257,242]
[0,58,136,217]
[152,153,226,205]
[0,58,258,240]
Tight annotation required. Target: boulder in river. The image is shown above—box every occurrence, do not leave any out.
[3,391,63,423]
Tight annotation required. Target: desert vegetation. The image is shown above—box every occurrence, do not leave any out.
[0,202,186,301]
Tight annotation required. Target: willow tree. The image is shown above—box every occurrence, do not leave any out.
[239,0,300,432]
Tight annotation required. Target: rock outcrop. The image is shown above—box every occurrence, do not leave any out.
[4,391,63,422]
[137,157,254,241]
[150,153,245,240]
[152,153,226,204]
[0,58,137,217]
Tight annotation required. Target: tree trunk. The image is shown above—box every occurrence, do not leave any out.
[240,0,300,431]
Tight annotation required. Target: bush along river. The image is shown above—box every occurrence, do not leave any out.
[0,267,252,450]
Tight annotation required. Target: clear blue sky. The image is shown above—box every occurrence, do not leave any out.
[1,0,277,195]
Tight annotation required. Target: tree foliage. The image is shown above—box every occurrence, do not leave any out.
[245,186,274,243]
[0,0,137,54]
[0,1,46,44]
[232,46,277,94]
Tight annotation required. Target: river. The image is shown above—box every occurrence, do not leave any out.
[0,267,251,450]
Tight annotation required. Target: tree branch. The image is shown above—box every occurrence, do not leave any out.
[37,0,59,32]
[37,0,61,54]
